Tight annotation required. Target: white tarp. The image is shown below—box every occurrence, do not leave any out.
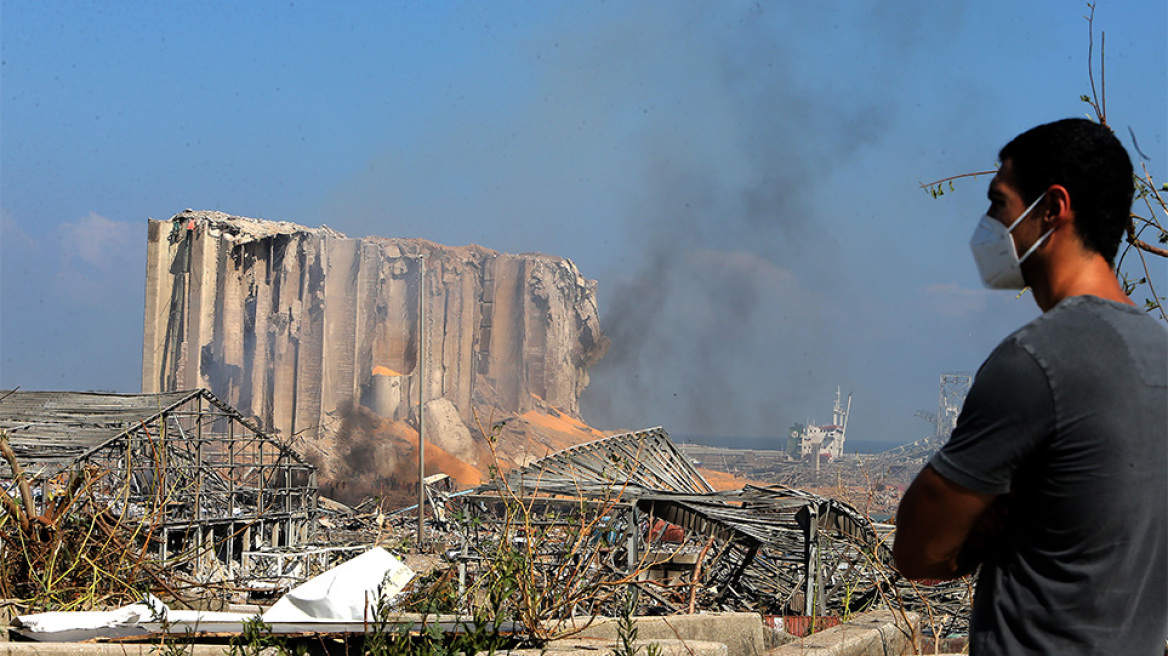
[12,547,415,638]
[262,547,415,622]
[12,595,246,634]
[13,597,164,634]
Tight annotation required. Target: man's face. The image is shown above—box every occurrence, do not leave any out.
[986,159,1046,256]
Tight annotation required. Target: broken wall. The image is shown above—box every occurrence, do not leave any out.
[142,210,608,451]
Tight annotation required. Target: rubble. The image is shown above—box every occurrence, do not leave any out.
[438,427,972,638]
[1,387,969,643]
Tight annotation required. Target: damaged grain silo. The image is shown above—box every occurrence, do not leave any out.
[141,210,610,493]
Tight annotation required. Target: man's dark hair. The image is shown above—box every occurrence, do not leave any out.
[999,118,1133,265]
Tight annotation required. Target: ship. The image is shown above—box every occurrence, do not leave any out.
[788,386,851,462]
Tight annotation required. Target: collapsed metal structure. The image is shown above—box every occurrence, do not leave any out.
[0,391,971,632]
[456,428,878,615]
[0,389,317,571]
[451,427,971,634]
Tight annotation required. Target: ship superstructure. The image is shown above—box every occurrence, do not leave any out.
[793,387,851,461]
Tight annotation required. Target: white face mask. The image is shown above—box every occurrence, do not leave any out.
[969,191,1053,289]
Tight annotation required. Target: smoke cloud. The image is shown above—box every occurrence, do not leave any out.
[311,402,421,507]
[569,3,894,438]
[321,1,976,445]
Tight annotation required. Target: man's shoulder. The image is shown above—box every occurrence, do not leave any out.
[993,294,1167,396]
[1009,294,1165,349]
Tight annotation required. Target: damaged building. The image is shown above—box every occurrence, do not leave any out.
[457,426,886,617]
[444,427,970,637]
[0,389,317,581]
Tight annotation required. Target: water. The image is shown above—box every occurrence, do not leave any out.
[675,434,913,454]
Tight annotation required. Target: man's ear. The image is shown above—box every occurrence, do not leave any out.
[1044,184,1073,228]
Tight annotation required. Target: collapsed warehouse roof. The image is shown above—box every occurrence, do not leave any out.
[459,426,970,634]
[466,427,893,614]
[0,390,200,478]
[500,426,715,497]
[0,388,317,555]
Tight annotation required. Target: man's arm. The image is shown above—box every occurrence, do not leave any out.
[893,464,1001,580]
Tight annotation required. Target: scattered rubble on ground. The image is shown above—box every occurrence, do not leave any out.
[0,389,970,643]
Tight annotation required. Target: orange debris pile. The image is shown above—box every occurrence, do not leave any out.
[696,467,768,491]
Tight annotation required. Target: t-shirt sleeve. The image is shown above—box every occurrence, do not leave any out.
[928,338,1055,496]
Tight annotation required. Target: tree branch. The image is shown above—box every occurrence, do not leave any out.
[1128,238,1168,259]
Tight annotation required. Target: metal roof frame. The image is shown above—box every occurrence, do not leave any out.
[0,388,309,479]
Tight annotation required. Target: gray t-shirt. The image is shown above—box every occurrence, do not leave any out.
[930,295,1167,655]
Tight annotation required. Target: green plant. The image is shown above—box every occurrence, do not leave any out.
[149,599,197,656]
[229,615,303,656]
[0,431,169,611]
[362,568,511,656]
[398,567,460,614]
[615,590,661,656]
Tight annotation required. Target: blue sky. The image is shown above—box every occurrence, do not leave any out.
[2,1,1165,447]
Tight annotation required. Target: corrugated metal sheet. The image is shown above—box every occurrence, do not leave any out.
[499,426,715,497]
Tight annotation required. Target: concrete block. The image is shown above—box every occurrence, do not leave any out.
[573,613,766,656]
[0,645,270,656]
[766,611,919,656]
[497,637,727,656]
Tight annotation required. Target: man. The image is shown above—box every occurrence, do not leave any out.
[894,118,1167,654]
